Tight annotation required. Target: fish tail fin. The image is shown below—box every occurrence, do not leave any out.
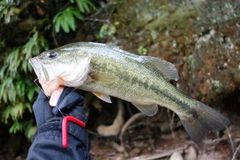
[180,100,230,145]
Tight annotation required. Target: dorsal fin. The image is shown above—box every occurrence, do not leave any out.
[106,43,120,49]
[143,56,179,81]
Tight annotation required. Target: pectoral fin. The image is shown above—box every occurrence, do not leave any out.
[91,73,118,83]
[132,103,158,116]
[92,92,112,103]
[143,56,179,81]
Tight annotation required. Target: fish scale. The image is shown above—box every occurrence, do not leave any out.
[29,42,230,145]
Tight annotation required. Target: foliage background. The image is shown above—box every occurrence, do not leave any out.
[0,0,100,157]
[0,0,240,159]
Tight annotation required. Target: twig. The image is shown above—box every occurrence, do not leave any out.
[167,109,176,143]
[155,107,164,120]
[119,112,146,153]
[226,127,235,154]
[203,130,236,147]
[203,137,231,145]
[232,144,240,160]
[52,28,59,47]
[147,134,155,151]
[85,129,99,136]
[97,99,124,136]
[83,17,109,23]
[200,139,206,160]
[233,138,240,143]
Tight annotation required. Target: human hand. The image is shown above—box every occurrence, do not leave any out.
[38,76,64,97]
[32,86,87,127]
[39,80,64,106]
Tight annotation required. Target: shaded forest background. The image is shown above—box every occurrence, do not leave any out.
[0,0,240,159]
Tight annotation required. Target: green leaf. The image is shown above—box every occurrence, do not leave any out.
[26,125,37,140]
[75,0,96,12]
[72,9,82,19]
[53,12,61,33]
[53,7,84,33]
[76,0,85,12]
[9,121,22,133]
[62,17,70,33]
[27,86,39,102]
[2,105,12,124]
[83,1,89,12]
[87,1,96,10]
[0,10,50,141]
[67,14,76,31]
[11,103,24,120]
[98,23,117,39]
[55,18,61,33]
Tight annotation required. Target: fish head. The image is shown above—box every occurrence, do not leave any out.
[29,46,91,96]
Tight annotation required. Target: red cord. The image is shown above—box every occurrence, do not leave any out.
[62,116,86,148]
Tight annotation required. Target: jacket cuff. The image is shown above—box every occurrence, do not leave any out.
[33,120,90,150]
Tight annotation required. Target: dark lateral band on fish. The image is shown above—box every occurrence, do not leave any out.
[128,76,192,113]
[149,85,193,113]
[29,42,230,145]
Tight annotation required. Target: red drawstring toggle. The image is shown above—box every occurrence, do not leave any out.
[62,116,86,148]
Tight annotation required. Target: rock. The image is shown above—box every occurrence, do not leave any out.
[169,151,184,160]
[113,0,240,107]
[129,148,141,158]
[184,146,197,160]
[115,154,125,160]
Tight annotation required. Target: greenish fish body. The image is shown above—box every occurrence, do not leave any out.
[29,42,230,144]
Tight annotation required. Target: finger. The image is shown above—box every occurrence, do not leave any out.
[39,77,64,96]
[49,86,64,107]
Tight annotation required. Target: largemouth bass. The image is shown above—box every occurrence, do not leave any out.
[29,42,230,144]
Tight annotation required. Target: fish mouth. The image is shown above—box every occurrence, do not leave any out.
[29,57,49,83]
[29,57,63,96]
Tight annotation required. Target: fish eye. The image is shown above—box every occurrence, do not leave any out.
[48,51,58,58]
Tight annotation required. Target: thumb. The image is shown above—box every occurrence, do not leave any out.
[49,87,64,107]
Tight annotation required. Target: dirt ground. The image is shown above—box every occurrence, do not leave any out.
[89,107,240,160]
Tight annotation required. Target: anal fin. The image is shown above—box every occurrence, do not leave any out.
[132,103,158,116]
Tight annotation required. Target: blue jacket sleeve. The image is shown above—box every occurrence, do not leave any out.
[27,87,91,160]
